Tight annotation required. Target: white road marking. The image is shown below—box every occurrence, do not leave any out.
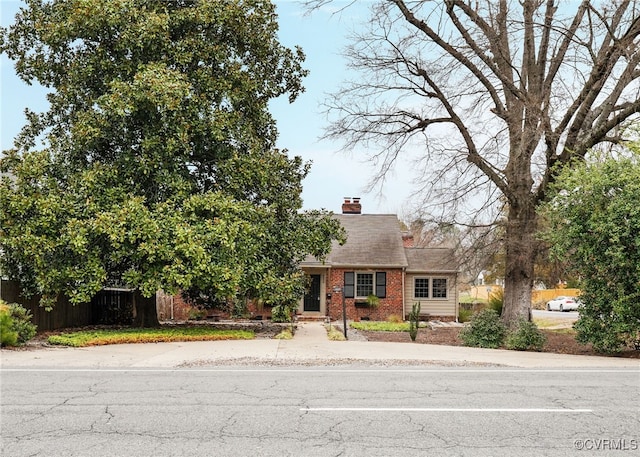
[300,407,592,413]
[1,368,637,373]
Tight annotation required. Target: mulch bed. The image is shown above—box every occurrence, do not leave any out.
[361,327,640,359]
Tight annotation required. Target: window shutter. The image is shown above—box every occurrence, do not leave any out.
[375,272,387,298]
[344,272,355,298]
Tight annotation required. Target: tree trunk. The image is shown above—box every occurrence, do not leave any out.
[501,202,537,327]
[132,290,160,327]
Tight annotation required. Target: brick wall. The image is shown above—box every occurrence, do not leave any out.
[158,291,270,321]
[326,268,404,321]
[246,301,273,320]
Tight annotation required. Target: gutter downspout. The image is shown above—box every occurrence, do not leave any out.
[327,267,331,320]
[455,271,459,323]
[402,267,406,320]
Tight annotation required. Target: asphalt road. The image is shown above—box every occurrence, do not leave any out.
[533,309,580,321]
[2,367,638,457]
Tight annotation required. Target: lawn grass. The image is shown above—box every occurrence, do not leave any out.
[273,328,294,340]
[325,324,346,341]
[47,327,255,347]
[458,294,487,304]
[544,327,577,335]
[533,317,577,330]
[350,321,410,332]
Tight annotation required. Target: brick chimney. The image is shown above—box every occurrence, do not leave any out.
[402,232,415,247]
[342,197,362,214]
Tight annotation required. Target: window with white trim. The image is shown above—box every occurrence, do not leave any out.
[414,277,448,299]
[432,278,448,298]
[356,273,374,297]
[414,278,429,298]
[344,271,387,298]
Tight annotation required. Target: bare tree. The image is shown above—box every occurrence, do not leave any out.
[309,0,640,325]
[402,216,505,288]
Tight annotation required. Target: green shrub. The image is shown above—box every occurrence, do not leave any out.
[0,301,37,346]
[458,308,473,323]
[487,289,504,316]
[460,309,506,348]
[573,294,639,353]
[0,306,19,347]
[270,304,293,323]
[386,314,403,323]
[506,319,547,351]
[9,304,37,343]
[366,294,380,308]
[229,296,252,319]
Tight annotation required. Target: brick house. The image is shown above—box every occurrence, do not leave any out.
[300,198,459,321]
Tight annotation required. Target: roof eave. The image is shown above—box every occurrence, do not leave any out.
[330,263,409,269]
[406,269,459,274]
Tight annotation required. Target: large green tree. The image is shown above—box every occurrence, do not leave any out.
[541,145,640,353]
[0,0,343,326]
[308,0,640,326]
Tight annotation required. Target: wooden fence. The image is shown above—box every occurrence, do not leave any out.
[464,285,581,305]
[0,279,136,331]
[531,288,581,304]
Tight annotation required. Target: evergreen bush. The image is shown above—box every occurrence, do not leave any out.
[0,305,18,347]
[0,301,37,346]
[487,289,504,316]
[506,319,547,351]
[460,309,506,348]
[270,304,293,323]
[458,308,473,323]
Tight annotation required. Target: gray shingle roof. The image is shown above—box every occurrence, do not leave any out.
[301,214,458,273]
[328,214,408,267]
[405,247,458,273]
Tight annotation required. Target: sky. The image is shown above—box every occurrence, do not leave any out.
[0,0,416,216]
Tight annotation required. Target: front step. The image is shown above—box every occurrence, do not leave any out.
[296,314,330,323]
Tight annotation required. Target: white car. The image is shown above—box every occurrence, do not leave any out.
[546,296,580,312]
